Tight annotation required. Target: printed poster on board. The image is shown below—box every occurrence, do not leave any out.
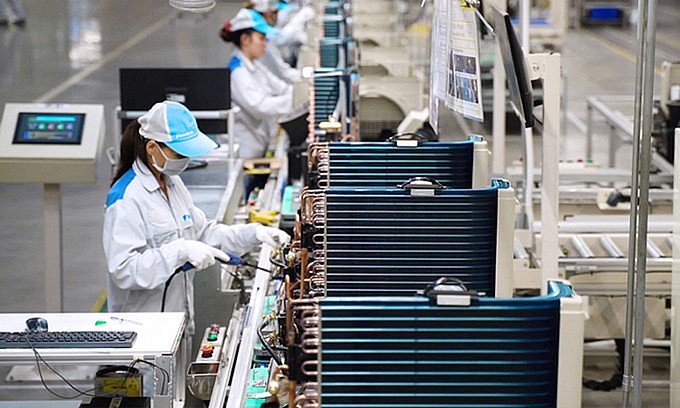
[445,0,484,122]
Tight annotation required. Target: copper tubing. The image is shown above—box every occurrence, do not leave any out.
[299,381,320,402]
[300,189,324,224]
[301,359,320,377]
[312,233,325,247]
[307,142,329,170]
[300,248,309,299]
[288,379,297,408]
[294,386,320,408]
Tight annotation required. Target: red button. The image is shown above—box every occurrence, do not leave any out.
[201,344,214,358]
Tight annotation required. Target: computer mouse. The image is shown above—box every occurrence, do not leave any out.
[26,317,48,333]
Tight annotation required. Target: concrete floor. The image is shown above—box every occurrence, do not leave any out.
[0,0,678,406]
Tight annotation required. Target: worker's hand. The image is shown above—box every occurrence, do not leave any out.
[182,240,230,270]
[255,225,291,248]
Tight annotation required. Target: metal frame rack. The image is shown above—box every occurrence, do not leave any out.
[0,313,187,408]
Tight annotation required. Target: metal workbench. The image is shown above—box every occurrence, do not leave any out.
[0,313,187,408]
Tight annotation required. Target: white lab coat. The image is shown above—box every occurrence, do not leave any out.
[275,4,314,46]
[229,48,293,159]
[273,3,315,63]
[103,160,260,334]
[260,45,301,83]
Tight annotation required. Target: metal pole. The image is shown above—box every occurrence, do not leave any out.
[632,0,657,405]
[44,184,63,312]
[623,0,657,406]
[523,125,534,234]
[491,0,507,175]
[519,0,530,53]
[671,127,680,407]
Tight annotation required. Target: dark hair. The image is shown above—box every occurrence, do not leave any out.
[219,27,255,48]
[111,120,151,186]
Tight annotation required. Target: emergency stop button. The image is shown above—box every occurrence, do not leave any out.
[201,344,215,358]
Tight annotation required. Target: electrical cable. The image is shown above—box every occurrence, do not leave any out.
[22,338,171,399]
[25,336,96,399]
[112,358,169,397]
[582,338,624,391]
[161,251,278,312]
[257,317,283,366]
[130,359,170,395]
[161,265,187,312]
[241,262,273,274]
[269,250,288,269]
[161,262,273,312]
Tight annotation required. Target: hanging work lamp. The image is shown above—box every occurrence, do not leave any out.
[169,0,215,13]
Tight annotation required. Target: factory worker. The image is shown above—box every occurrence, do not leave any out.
[220,8,293,159]
[248,0,278,27]
[246,0,301,83]
[103,101,289,333]
[272,0,316,66]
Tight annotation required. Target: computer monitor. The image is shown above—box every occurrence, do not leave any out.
[0,103,104,184]
[280,106,309,147]
[119,68,230,134]
[491,7,534,128]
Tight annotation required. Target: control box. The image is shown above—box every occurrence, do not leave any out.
[0,103,104,183]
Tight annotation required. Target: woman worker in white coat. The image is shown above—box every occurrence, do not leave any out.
[103,100,289,335]
[248,0,302,83]
[220,8,293,159]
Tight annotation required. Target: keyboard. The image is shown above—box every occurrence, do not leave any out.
[0,331,137,349]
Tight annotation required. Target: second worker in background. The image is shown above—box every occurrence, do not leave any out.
[220,8,293,160]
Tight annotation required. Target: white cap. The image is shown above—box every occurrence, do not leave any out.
[229,8,274,34]
[252,0,279,12]
[138,101,217,158]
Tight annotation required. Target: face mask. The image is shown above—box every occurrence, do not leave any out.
[152,145,190,176]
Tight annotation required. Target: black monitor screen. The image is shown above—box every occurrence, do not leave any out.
[12,112,85,145]
[119,68,230,134]
[491,7,533,128]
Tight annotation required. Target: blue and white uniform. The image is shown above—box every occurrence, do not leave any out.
[275,1,315,45]
[103,159,260,333]
[229,48,292,159]
[260,41,301,83]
